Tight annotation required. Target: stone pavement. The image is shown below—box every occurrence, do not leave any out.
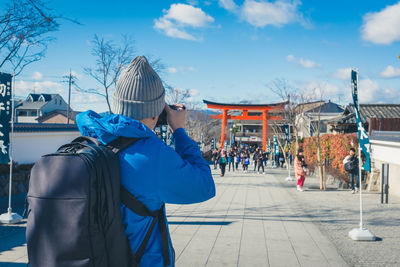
[169,168,347,267]
[0,166,399,266]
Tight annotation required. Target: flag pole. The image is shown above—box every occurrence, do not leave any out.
[0,73,22,224]
[357,69,363,229]
[286,124,294,181]
[348,68,375,241]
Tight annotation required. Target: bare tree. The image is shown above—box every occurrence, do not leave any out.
[84,35,135,112]
[305,87,327,190]
[267,78,304,151]
[0,0,70,75]
[268,78,328,190]
[165,85,201,110]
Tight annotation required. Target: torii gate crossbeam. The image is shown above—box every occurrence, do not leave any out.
[204,100,288,150]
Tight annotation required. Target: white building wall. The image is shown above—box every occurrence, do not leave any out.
[11,131,81,164]
[16,116,39,123]
[370,140,400,198]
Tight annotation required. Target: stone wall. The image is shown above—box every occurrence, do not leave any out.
[0,167,31,198]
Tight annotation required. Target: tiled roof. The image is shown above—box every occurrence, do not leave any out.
[16,101,47,110]
[27,93,58,102]
[371,131,400,143]
[306,101,344,114]
[36,110,80,122]
[14,123,79,132]
[333,104,400,124]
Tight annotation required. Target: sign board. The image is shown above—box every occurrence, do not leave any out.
[249,136,258,141]
[0,73,12,164]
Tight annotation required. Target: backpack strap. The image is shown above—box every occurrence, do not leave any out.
[120,186,171,266]
[106,136,140,154]
[107,136,171,266]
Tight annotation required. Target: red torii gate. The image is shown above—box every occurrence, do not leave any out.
[203,100,288,151]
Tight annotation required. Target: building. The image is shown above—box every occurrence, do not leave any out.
[328,104,400,134]
[15,93,72,123]
[370,131,400,198]
[296,100,344,138]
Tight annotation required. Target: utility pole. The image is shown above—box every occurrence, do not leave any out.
[67,70,72,124]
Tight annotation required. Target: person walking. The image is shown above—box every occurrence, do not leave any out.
[257,150,265,174]
[235,152,241,171]
[219,148,228,176]
[263,150,268,167]
[243,156,250,173]
[228,149,235,172]
[343,148,359,194]
[76,56,215,267]
[253,148,259,171]
[212,148,218,169]
[294,149,307,191]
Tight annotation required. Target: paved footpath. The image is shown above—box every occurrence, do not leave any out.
[169,168,347,267]
[1,166,399,266]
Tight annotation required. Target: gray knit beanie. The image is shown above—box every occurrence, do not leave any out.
[112,56,165,120]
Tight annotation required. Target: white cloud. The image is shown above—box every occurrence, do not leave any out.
[62,70,83,79]
[187,66,197,72]
[154,4,214,41]
[301,78,399,104]
[286,54,321,68]
[219,0,239,12]
[331,67,352,81]
[286,54,296,62]
[168,67,178,73]
[361,2,400,45]
[241,0,305,28]
[15,80,63,98]
[189,89,199,96]
[380,65,400,78]
[31,72,43,80]
[358,79,380,103]
[186,0,198,5]
[302,81,343,101]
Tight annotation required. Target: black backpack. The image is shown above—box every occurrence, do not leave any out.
[344,156,356,172]
[26,136,171,267]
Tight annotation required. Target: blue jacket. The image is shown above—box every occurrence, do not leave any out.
[76,110,215,267]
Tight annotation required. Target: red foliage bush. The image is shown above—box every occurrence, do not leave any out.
[302,134,358,183]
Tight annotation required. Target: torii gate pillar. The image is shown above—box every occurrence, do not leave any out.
[220,109,228,148]
[262,110,268,151]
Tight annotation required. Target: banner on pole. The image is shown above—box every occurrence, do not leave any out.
[273,135,279,155]
[351,69,371,172]
[283,125,290,145]
[0,73,12,164]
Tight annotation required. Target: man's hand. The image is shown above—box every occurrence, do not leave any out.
[165,103,186,132]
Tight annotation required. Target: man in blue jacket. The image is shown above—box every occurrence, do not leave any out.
[76,56,215,267]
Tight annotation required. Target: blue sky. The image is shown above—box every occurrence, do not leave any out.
[11,0,400,112]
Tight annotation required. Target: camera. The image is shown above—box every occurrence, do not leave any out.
[155,104,177,127]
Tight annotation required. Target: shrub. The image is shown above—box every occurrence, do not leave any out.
[302,133,358,183]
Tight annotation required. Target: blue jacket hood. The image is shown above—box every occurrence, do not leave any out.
[76,110,154,144]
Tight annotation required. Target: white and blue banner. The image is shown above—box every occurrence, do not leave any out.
[283,125,290,145]
[351,69,371,172]
[273,135,279,155]
[0,73,12,164]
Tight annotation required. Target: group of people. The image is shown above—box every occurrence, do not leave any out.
[211,145,283,177]
[294,147,360,192]
[212,144,360,195]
